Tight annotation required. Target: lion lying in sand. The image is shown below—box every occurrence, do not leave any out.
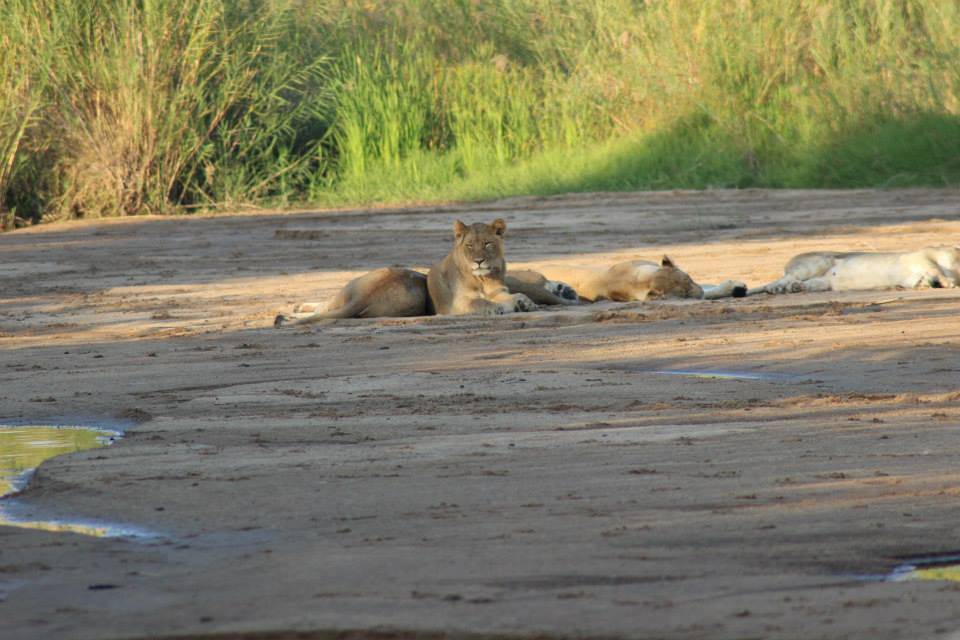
[426,218,540,315]
[748,246,960,295]
[274,267,428,327]
[276,219,560,326]
[274,225,746,327]
[528,257,747,302]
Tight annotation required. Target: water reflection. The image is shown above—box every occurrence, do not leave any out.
[0,425,152,538]
[0,426,115,495]
[907,566,960,581]
[649,369,806,382]
[889,554,960,583]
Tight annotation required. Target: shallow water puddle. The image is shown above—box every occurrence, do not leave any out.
[648,369,808,382]
[0,425,152,538]
[887,554,960,583]
[902,566,960,581]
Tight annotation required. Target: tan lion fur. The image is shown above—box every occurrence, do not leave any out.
[275,219,572,326]
[274,267,428,327]
[529,257,746,302]
[427,219,537,315]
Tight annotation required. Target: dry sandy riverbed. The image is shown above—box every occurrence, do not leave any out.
[1,188,960,640]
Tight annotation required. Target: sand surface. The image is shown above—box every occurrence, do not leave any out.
[1,188,960,639]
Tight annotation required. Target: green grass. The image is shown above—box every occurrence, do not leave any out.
[3,0,960,224]
[2,0,328,222]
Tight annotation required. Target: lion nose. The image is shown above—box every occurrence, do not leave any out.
[474,258,485,266]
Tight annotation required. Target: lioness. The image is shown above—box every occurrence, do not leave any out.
[274,267,428,327]
[275,219,567,326]
[427,219,538,315]
[748,245,960,295]
[529,257,747,302]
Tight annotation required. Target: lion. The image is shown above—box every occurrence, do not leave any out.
[273,267,428,327]
[747,245,960,295]
[275,219,571,327]
[527,257,747,302]
[427,219,539,315]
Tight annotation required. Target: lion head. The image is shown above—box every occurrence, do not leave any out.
[452,218,507,279]
[645,256,704,299]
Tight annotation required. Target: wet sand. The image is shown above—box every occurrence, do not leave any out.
[1,188,960,639]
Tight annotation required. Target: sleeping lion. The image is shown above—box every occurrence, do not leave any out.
[748,245,960,295]
[527,257,747,302]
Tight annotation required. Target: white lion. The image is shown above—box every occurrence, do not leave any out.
[748,246,960,295]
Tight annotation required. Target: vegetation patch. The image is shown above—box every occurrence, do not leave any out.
[2,0,960,224]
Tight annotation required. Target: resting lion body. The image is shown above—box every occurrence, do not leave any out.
[749,245,960,295]
[275,219,564,326]
[274,267,427,327]
[427,219,538,315]
[531,257,746,302]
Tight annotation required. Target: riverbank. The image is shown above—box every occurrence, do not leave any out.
[2,189,960,639]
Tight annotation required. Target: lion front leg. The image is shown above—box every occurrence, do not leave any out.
[273,311,323,327]
[748,276,806,295]
[463,298,507,315]
[702,280,748,299]
[509,292,537,312]
[274,302,330,328]
[476,291,537,314]
[492,289,538,313]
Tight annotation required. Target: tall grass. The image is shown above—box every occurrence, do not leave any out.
[3,0,327,222]
[0,3,49,229]
[2,0,960,224]
[314,0,960,202]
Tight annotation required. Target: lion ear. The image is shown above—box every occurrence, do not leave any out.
[661,255,676,268]
[453,220,468,239]
[491,218,507,236]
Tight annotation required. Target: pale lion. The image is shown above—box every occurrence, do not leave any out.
[747,245,960,295]
[527,257,747,302]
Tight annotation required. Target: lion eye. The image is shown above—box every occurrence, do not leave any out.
[465,243,474,250]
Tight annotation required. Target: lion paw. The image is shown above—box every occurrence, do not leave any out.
[482,305,507,316]
[716,279,748,298]
[513,294,538,312]
[771,280,804,294]
[546,280,579,302]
